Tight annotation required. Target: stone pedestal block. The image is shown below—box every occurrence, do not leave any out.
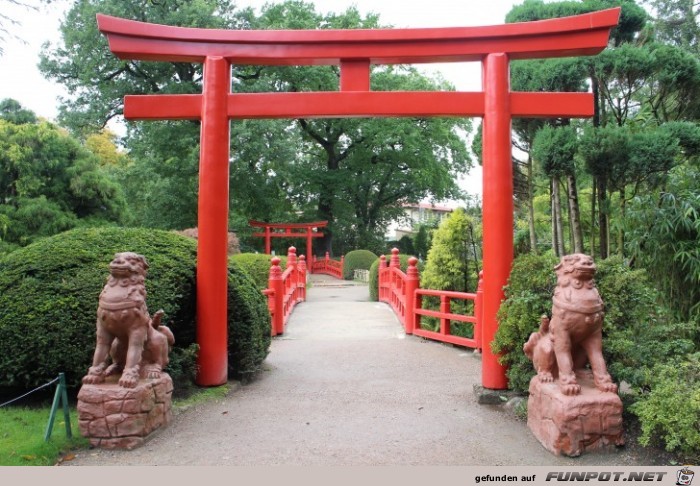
[527,372,624,457]
[77,374,173,450]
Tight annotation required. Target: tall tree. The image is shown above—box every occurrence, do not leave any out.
[0,102,126,248]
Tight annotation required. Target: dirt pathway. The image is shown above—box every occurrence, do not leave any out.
[66,275,649,466]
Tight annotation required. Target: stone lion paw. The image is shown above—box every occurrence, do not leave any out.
[82,366,106,384]
[538,371,554,383]
[560,383,582,395]
[144,364,162,379]
[119,368,140,388]
[595,379,618,394]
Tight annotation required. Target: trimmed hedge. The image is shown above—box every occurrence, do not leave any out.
[0,227,270,391]
[343,249,378,280]
[229,253,287,289]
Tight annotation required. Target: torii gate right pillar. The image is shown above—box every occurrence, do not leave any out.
[481,53,512,389]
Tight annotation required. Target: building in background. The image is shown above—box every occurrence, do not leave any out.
[385,202,454,240]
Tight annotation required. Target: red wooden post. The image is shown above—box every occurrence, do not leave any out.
[287,246,297,268]
[298,255,307,302]
[481,53,511,390]
[440,295,451,335]
[390,248,400,268]
[269,257,284,336]
[475,271,484,352]
[306,228,312,263]
[379,255,387,301]
[287,246,297,302]
[404,256,419,335]
[195,56,231,386]
[264,226,271,254]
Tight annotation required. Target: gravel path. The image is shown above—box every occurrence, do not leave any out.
[65,275,651,466]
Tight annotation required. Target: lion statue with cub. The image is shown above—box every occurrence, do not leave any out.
[82,252,174,388]
[524,253,618,396]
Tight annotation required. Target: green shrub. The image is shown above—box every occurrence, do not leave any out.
[631,353,700,457]
[493,253,698,393]
[342,249,378,280]
[0,227,271,391]
[227,259,271,381]
[492,252,558,392]
[229,253,288,289]
[596,257,697,390]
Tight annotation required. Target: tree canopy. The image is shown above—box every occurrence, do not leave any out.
[39,0,472,255]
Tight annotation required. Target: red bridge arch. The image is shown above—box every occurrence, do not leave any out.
[97,8,620,388]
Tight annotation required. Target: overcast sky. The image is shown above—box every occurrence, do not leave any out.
[0,0,524,198]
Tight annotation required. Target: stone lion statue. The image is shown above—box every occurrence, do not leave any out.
[523,253,617,396]
[82,252,175,388]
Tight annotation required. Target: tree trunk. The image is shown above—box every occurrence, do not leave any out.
[566,173,584,253]
[618,187,626,257]
[527,154,538,254]
[597,175,609,259]
[552,177,565,257]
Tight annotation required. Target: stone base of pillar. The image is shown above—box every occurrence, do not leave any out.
[527,372,624,457]
[77,374,173,450]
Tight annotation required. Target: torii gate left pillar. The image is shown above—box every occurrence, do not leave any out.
[97,8,620,387]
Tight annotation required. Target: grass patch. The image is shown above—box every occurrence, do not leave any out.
[173,383,232,412]
[0,405,88,466]
[0,382,232,466]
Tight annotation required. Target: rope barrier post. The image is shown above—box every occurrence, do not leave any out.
[45,373,72,441]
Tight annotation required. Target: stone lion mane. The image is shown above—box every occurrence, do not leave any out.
[82,252,174,388]
[523,253,618,396]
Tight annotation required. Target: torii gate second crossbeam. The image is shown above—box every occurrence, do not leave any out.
[97,8,620,388]
[249,220,327,259]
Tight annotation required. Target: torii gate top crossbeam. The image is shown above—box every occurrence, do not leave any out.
[97,8,620,65]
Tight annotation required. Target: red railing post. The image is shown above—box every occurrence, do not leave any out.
[440,295,451,335]
[298,255,307,302]
[404,256,419,335]
[390,247,400,268]
[269,257,284,336]
[287,246,298,304]
[475,271,484,352]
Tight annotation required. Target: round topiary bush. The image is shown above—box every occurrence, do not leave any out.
[0,227,271,391]
[229,253,288,289]
[343,249,378,280]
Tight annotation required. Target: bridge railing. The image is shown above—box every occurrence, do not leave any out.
[378,248,483,351]
[265,246,307,336]
[310,252,344,280]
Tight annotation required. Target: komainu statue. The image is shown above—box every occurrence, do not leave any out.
[82,252,175,388]
[524,253,617,395]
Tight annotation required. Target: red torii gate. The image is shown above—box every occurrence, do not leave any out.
[97,8,620,388]
[248,220,327,259]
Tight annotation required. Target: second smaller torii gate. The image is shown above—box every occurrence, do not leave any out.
[249,220,327,259]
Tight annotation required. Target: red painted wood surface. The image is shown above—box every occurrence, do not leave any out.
[265,248,307,336]
[195,56,231,386]
[98,8,620,390]
[378,250,482,350]
[310,252,344,279]
[97,9,620,64]
[249,220,327,260]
